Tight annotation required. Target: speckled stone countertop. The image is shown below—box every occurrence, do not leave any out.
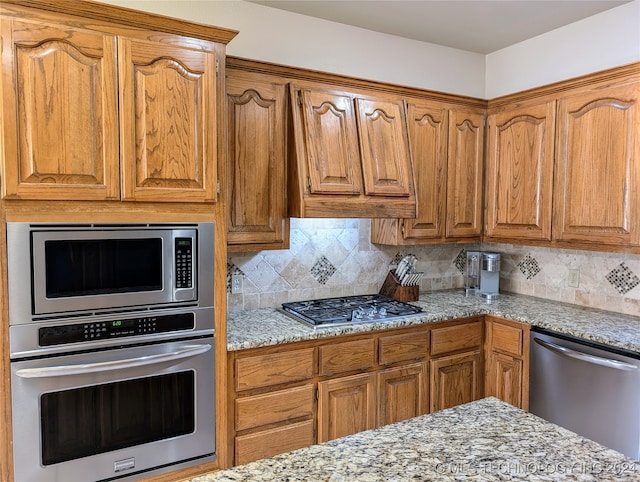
[227,290,640,354]
[189,397,640,481]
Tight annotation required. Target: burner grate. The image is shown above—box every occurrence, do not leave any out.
[282,294,422,328]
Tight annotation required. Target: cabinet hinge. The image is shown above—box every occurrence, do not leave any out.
[216,59,220,76]
[297,91,303,107]
[401,222,405,235]
[216,179,221,195]
[315,388,319,400]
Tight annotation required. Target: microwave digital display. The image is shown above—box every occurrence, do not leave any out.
[44,238,163,298]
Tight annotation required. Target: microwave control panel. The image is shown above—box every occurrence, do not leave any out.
[175,237,193,288]
[38,312,195,346]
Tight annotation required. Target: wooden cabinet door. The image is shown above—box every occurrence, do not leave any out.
[485,101,556,240]
[119,37,218,202]
[430,351,482,412]
[554,82,640,245]
[317,372,376,443]
[402,100,448,240]
[355,97,413,197]
[378,363,428,426]
[486,352,524,408]
[292,86,362,195]
[484,317,530,410]
[445,109,484,238]
[226,74,288,250]
[0,18,120,200]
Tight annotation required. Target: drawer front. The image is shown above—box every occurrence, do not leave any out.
[235,347,315,391]
[319,338,375,375]
[379,330,429,364]
[235,420,315,465]
[491,322,523,357]
[235,384,315,431]
[431,321,482,356]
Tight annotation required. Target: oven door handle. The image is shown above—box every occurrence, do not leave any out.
[15,344,212,378]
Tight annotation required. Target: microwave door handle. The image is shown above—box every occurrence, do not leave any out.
[533,338,637,371]
[15,344,212,378]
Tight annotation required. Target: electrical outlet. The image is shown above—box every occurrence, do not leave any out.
[231,274,243,294]
[568,269,580,288]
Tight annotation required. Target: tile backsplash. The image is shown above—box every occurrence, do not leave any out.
[227,218,640,317]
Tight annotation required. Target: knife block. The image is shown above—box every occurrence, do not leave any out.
[379,270,419,302]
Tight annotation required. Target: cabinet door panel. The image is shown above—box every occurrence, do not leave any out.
[446,109,484,238]
[119,38,217,202]
[402,101,448,239]
[1,19,119,200]
[378,363,428,426]
[486,101,555,240]
[318,373,376,442]
[486,352,524,409]
[295,87,362,194]
[555,83,640,245]
[226,76,288,248]
[356,97,413,197]
[430,351,482,412]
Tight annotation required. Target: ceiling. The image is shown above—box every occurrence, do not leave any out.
[247,0,633,53]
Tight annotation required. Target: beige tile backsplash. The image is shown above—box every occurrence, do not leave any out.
[227,219,640,317]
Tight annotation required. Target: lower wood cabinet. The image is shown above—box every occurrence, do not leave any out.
[430,351,482,412]
[228,315,529,467]
[429,319,484,412]
[378,363,428,426]
[484,316,530,410]
[317,372,377,443]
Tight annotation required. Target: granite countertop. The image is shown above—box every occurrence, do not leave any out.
[227,290,640,354]
[189,397,640,481]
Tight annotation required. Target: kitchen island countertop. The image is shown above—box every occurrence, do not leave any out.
[189,397,639,481]
[227,290,640,354]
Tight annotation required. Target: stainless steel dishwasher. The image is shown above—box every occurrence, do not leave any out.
[530,329,640,459]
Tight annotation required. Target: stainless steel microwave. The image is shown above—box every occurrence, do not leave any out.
[6,222,214,324]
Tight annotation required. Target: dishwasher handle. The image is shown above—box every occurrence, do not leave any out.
[15,344,212,378]
[533,337,638,371]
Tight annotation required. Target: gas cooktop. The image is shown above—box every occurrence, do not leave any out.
[281,294,423,329]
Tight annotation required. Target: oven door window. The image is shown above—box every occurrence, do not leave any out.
[40,371,195,465]
[44,238,163,298]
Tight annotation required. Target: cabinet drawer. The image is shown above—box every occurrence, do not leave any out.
[491,322,524,357]
[319,338,375,375]
[235,385,315,431]
[235,347,315,391]
[431,321,482,356]
[235,419,315,465]
[379,330,429,364]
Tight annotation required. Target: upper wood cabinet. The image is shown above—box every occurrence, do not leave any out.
[485,67,640,251]
[226,70,289,250]
[485,100,556,240]
[289,84,417,218]
[371,102,484,245]
[554,81,640,246]
[0,2,236,203]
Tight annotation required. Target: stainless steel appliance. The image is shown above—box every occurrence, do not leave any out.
[7,222,217,482]
[282,294,422,328]
[530,329,640,459]
[464,251,501,301]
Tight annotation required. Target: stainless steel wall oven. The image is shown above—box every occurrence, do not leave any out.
[7,222,216,482]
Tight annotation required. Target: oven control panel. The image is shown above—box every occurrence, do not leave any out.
[38,312,195,346]
[175,237,193,288]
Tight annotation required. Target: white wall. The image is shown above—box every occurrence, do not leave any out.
[486,0,640,98]
[99,0,486,98]
[101,0,638,98]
